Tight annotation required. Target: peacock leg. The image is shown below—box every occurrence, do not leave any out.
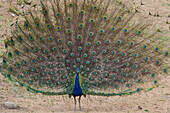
[78,96,82,111]
[74,97,76,111]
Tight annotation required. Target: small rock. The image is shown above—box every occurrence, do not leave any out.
[165,93,170,95]
[4,102,19,109]
[138,106,142,110]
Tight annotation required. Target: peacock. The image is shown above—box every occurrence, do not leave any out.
[0,0,169,111]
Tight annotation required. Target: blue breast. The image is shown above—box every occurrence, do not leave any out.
[73,74,83,97]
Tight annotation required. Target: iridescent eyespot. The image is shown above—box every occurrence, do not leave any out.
[39,37,43,41]
[41,66,45,70]
[57,13,61,16]
[103,16,108,20]
[47,24,50,28]
[138,79,141,82]
[112,27,115,31]
[102,50,106,53]
[115,59,119,63]
[92,51,96,55]
[106,40,110,44]
[86,61,90,64]
[145,57,149,61]
[97,41,101,45]
[14,51,19,55]
[53,47,57,51]
[44,10,48,14]
[138,31,141,34]
[125,63,129,66]
[63,49,67,53]
[117,16,122,20]
[49,37,53,41]
[70,53,74,57]
[8,52,12,57]
[67,60,70,63]
[143,45,147,49]
[118,16,122,20]
[122,52,126,56]
[84,54,87,58]
[78,46,82,51]
[100,29,104,34]
[143,69,146,72]
[44,50,48,53]
[78,35,82,39]
[87,42,91,46]
[80,10,84,14]
[79,23,83,28]
[124,29,128,32]
[133,54,137,57]
[67,67,70,70]
[77,58,80,62]
[93,72,97,75]
[40,57,44,61]
[130,42,134,45]
[86,68,89,71]
[105,59,109,62]
[94,6,98,9]
[164,69,167,72]
[59,58,63,61]
[25,48,29,52]
[94,59,97,62]
[152,73,155,77]
[112,50,116,54]
[24,23,29,27]
[90,19,94,23]
[68,41,72,46]
[66,29,71,33]
[133,64,137,68]
[165,52,168,56]
[80,65,83,69]
[67,17,71,21]
[58,39,62,43]
[114,69,118,72]
[73,65,77,68]
[117,40,121,44]
[57,26,61,30]
[89,32,93,36]
[29,36,33,40]
[69,3,73,7]
[155,47,159,51]
[50,57,54,60]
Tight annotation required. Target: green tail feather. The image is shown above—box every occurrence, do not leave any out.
[1,0,169,97]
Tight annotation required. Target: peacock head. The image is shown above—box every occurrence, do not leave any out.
[77,68,80,73]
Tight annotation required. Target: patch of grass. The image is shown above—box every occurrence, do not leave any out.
[144,109,149,112]
[162,3,170,6]
[159,99,164,101]
[166,4,170,6]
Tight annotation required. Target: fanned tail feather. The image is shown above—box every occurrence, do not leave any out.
[1,0,169,96]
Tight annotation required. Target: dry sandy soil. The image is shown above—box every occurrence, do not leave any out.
[0,0,170,113]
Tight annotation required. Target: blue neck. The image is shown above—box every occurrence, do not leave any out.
[73,73,83,97]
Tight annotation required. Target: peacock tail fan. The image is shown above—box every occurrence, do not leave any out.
[1,0,169,97]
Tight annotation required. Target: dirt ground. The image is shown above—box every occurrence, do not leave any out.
[0,0,170,113]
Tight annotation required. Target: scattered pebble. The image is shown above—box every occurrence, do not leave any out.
[4,102,20,109]
[138,106,142,110]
